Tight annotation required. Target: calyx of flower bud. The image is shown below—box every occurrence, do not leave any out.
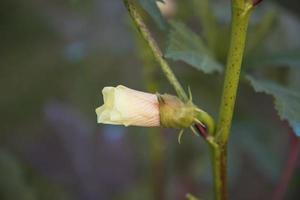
[157,94,196,128]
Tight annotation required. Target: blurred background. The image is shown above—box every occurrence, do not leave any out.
[0,0,300,199]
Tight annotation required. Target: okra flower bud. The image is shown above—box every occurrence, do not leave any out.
[96,85,212,132]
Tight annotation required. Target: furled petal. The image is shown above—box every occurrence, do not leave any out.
[96,85,160,127]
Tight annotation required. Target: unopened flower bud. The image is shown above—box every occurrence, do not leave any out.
[96,86,207,131]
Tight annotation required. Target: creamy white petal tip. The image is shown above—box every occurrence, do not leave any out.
[96,85,160,127]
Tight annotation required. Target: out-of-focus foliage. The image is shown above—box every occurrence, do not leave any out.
[247,76,300,136]
[138,0,167,29]
[165,21,223,74]
[246,8,278,55]
[186,193,200,200]
[246,49,300,69]
[0,149,68,200]
[0,150,36,200]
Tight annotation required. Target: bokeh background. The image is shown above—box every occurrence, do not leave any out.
[0,0,300,199]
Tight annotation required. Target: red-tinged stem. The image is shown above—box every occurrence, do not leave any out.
[272,131,300,200]
[194,123,227,200]
[253,0,263,6]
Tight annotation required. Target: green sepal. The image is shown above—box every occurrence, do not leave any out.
[157,93,196,128]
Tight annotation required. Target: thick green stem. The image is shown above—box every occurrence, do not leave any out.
[211,145,227,200]
[217,1,252,144]
[213,1,253,200]
[123,0,188,101]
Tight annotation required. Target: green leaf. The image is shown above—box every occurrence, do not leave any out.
[165,21,223,74]
[138,0,167,30]
[247,75,300,136]
[246,49,300,69]
[186,193,200,200]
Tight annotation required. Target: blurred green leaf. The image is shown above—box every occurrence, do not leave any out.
[118,180,153,200]
[165,21,223,74]
[246,49,300,69]
[247,76,300,136]
[186,193,199,200]
[138,0,167,30]
[246,8,278,54]
[0,150,36,200]
[192,0,218,53]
